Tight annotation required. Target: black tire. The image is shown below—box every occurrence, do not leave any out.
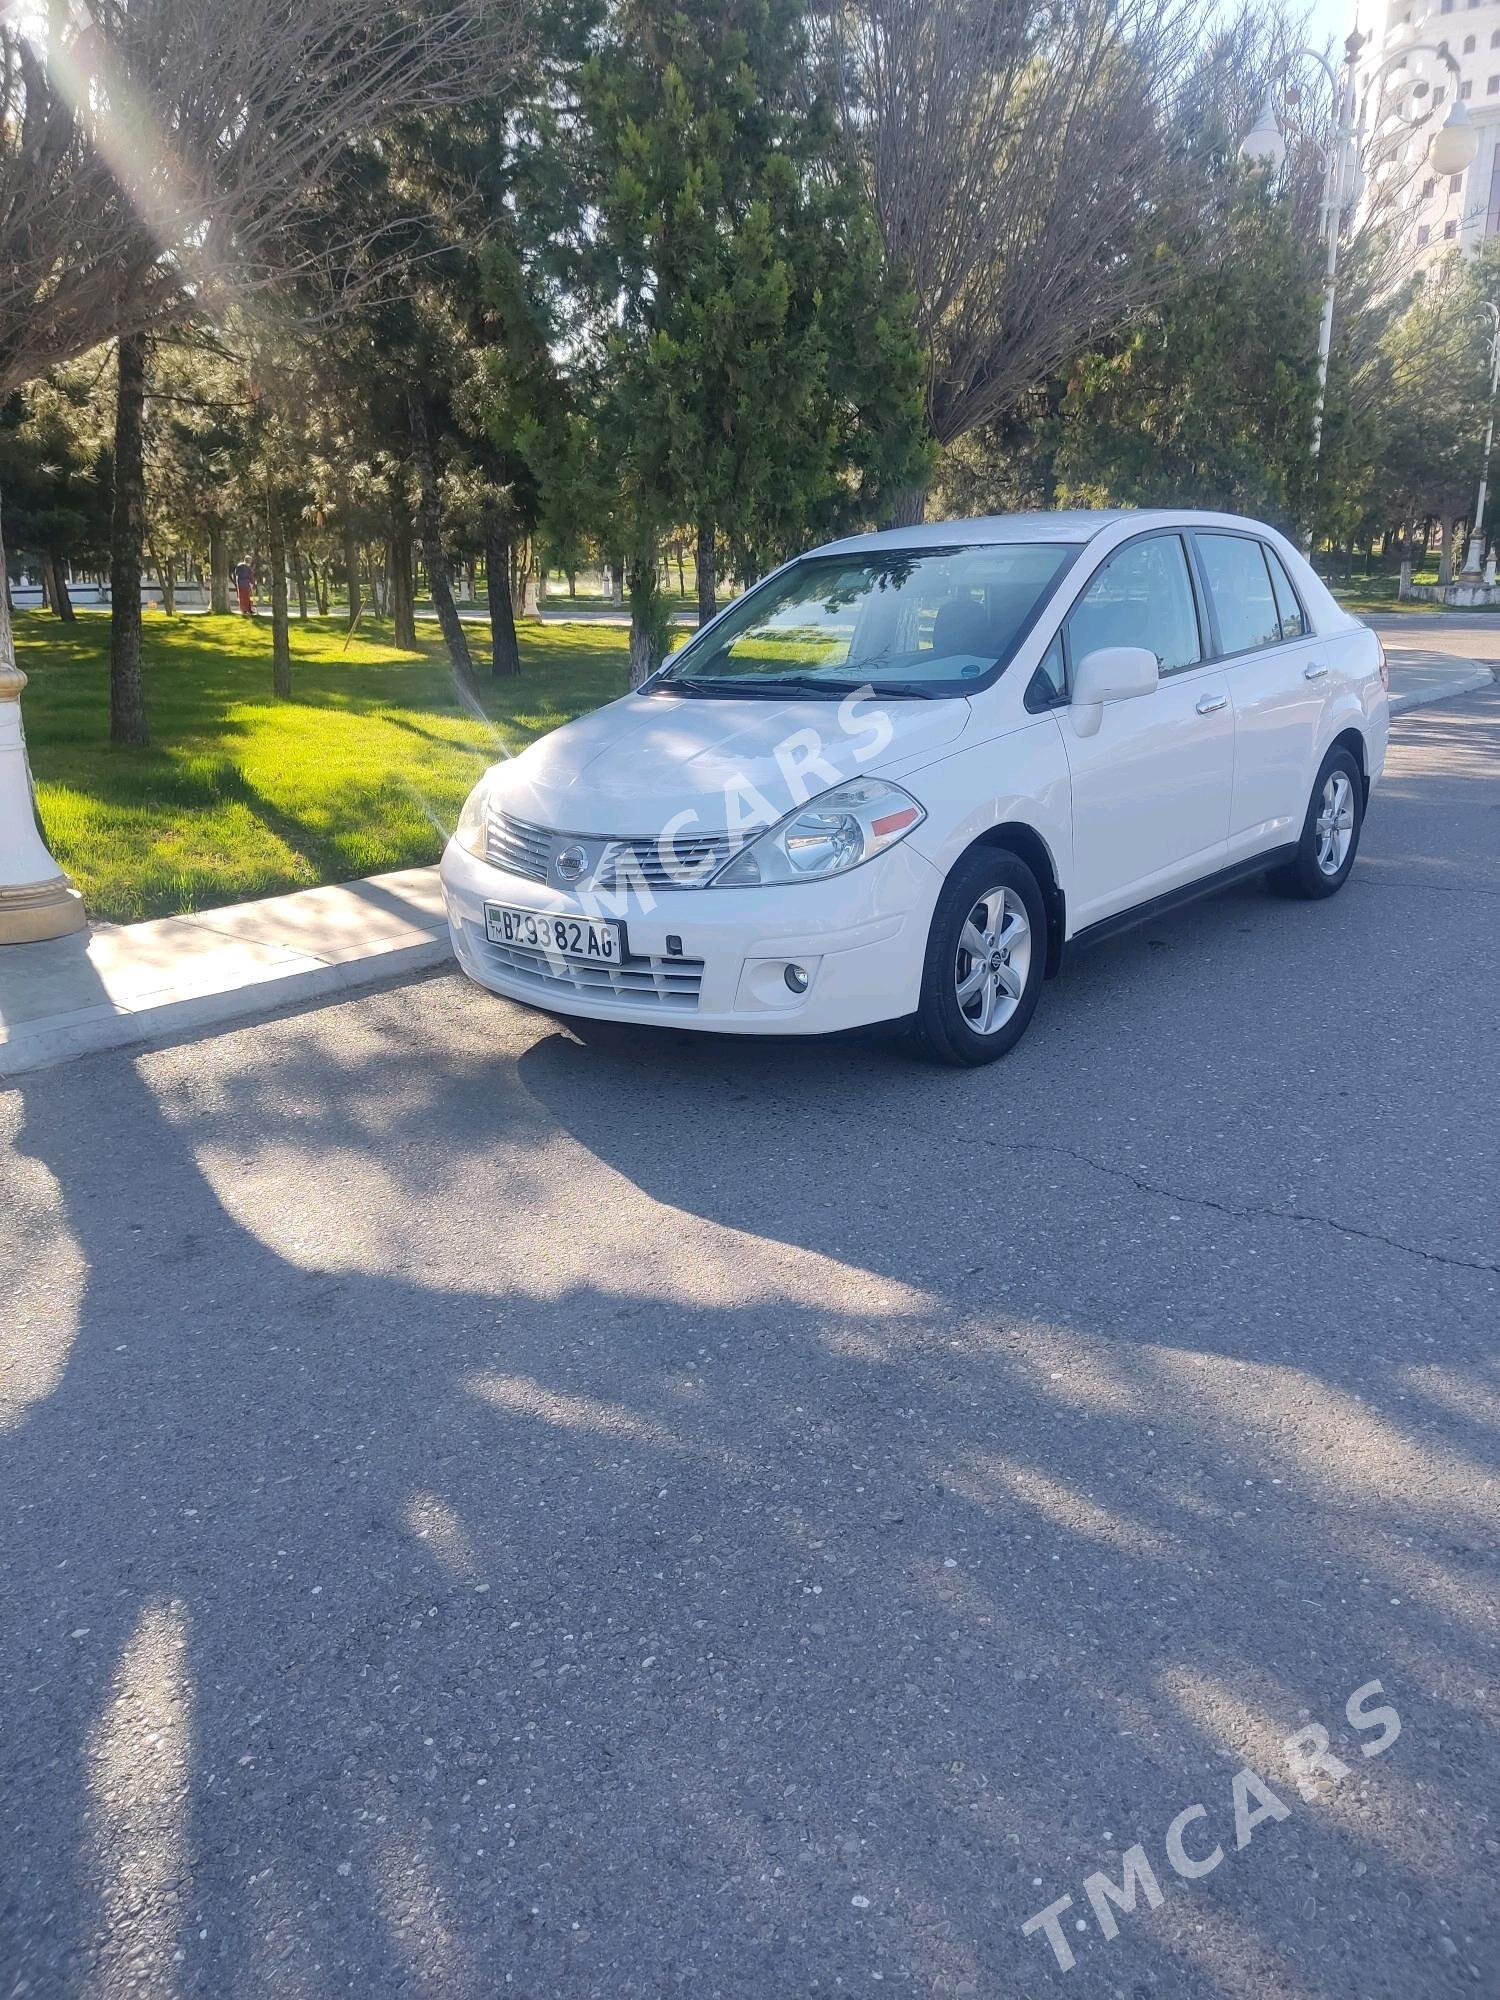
[908,848,1048,1067]
[1267,745,1364,900]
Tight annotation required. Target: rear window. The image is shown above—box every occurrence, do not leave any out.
[1263,545,1308,639]
[1194,534,1282,654]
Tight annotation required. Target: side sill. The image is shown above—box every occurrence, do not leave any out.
[1067,845,1300,955]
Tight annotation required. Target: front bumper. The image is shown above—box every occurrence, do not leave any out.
[439,837,943,1035]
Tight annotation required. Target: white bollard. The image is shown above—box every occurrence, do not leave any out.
[0,662,86,944]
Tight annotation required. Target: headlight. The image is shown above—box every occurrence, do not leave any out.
[453,771,496,858]
[710,779,926,888]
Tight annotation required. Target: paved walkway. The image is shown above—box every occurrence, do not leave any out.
[1,658,1491,1081]
[0,869,448,1079]
[137,599,705,630]
[1380,647,1495,712]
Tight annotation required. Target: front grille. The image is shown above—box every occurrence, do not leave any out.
[486,811,551,883]
[486,811,736,892]
[597,831,737,890]
[471,927,705,1011]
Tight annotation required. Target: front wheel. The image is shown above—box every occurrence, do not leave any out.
[1268,746,1364,900]
[909,849,1047,1067]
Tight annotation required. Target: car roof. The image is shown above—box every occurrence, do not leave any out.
[816,508,1285,555]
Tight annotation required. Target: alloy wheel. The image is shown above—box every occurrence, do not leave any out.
[955,887,1032,1035]
[1315,770,1355,877]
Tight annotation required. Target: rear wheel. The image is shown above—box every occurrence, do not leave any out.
[1268,746,1363,900]
[909,849,1047,1067]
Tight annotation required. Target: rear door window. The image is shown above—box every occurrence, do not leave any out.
[1194,534,1283,655]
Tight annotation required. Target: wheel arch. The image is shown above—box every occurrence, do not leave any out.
[1328,724,1371,806]
[960,821,1067,977]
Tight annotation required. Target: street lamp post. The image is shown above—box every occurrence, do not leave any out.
[0,664,86,945]
[1461,302,1500,580]
[1240,29,1478,558]
[0,510,86,945]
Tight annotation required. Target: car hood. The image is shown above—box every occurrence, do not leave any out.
[490,689,971,835]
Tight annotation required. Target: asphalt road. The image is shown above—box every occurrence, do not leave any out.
[2,696,1497,2000]
[1368,607,1500,661]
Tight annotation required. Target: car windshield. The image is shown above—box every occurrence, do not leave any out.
[649,543,1078,698]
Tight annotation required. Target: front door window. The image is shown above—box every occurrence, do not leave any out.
[1066,534,1202,675]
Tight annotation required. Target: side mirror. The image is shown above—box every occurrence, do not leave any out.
[1068,645,1159,740]
[1071,646,1159,709]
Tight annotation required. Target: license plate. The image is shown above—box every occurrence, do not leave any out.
[484,904,623,963]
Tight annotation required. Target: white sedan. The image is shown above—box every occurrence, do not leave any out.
[442,510,1388,1066]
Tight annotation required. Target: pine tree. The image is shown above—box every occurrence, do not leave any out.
[580,0,926,684]
[0,371,110,621]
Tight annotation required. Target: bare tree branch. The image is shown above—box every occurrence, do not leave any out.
[822,0,1212,461]
[817,0,1389,497]
[0,0,531,398]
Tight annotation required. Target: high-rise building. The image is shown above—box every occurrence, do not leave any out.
[1382,0,1500,264]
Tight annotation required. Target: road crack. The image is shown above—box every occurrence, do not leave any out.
[1000,1137,1498,1275]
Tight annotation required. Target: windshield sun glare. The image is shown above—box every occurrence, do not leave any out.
[652,544,1076,700]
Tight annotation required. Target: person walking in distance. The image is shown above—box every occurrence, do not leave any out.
[234,557,255,617]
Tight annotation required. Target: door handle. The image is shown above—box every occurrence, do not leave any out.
[1304,662,1328,680]
[1196,693,1227,715]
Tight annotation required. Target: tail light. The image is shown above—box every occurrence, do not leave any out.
[1377,638,1389,692]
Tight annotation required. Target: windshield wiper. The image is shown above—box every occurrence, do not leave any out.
[769,674,883,698]
[646,675,788,698]
[742,673,948,701]
[653,675,833,700]
[652,672,951,702]
[645,675,717,697]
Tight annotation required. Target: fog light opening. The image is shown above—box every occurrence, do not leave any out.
[784,962,810,994]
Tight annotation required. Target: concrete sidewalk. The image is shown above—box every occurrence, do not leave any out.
[0,866,449,1079]
[2,660,1491,1081]
[1380,646,1496,713]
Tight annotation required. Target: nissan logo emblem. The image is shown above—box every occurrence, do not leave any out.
[554,843,588,885]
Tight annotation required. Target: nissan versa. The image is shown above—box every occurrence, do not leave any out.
[442,511,1389,1067]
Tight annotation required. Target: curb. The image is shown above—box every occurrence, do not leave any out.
[1388,664,1497,715]
[0,865,453,1083]
[0,930,451,1082]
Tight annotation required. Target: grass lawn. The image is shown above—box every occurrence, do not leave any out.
[16,610,633,924]
[1320,567,1500,615]
[1325,572,1432,616]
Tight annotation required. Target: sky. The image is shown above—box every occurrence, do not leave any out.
[1303,0,1366,52]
